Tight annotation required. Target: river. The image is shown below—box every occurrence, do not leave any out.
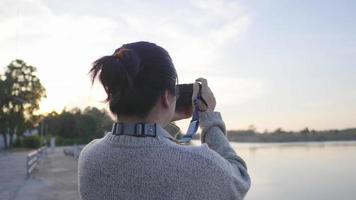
[238,141,356,199]
[194,140,356,199]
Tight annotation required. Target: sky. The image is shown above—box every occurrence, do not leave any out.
[0,0,355,131]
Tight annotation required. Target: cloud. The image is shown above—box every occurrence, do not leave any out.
[0,0,253,113]
[0,0,122,112]
[212,77,268,107]
[81,0,252,72]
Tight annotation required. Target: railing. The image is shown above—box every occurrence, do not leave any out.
[26,146,47,177]
[63,144,83,159]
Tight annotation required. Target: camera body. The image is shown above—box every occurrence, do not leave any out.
[175,84,194,112]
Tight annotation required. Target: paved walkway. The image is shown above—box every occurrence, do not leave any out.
[0,150,29,200]
[16,147,79,200]
[0,147,80,200]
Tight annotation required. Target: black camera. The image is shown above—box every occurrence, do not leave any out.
[175,84,194,112]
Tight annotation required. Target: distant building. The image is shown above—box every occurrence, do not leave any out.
[23,129,39,137]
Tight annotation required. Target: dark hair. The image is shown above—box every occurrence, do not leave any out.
[89,41,178,119]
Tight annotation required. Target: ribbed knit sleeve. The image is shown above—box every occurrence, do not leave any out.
[199,111,251,199]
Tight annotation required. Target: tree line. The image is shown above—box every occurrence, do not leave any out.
[227,126,356,143]
[2,59,355,148]
[43,107,113,145]
[1,59,114,149]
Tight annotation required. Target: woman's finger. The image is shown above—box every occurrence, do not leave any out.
[192,82,199,103]
[195,77,207,86]
[196,78,208,93]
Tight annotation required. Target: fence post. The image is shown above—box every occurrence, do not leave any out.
[26,145,47,178]
[50,137,55,153]
[26,154,30,178]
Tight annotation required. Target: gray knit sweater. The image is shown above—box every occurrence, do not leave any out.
[78,111,251,200]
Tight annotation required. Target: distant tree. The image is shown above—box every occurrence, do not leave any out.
[272,127,285,135]
[0,75,10,148]
[0,59,46,148]
[83,107,113,137]
[300,127,310,135]
[43,107,113,143]
[45,111,60,136]
[247,124,257,134]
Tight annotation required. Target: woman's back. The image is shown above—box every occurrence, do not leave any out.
[78,120,250,200]
[80,41,250,199]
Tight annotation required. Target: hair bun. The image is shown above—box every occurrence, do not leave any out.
[89,48,143,102]
[113,47,143,81]
[89,41,177,119]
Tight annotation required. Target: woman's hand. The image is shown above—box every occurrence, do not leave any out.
[171,107,193,122]
[171,77,216,122]
[192,78,216,112]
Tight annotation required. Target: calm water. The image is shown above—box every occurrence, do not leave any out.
[194,141,356,200]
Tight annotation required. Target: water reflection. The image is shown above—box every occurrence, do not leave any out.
[193,140,356,200]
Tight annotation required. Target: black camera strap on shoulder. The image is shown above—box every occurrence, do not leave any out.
[111,122,157,137]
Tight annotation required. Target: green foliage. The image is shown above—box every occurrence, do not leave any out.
[13,137,23,148]
[0,59,46,149]
[300,127,310,135]
[23,135,41,149]
[55,136,92,146]
[44,107,113,144]
[227,128,356,143]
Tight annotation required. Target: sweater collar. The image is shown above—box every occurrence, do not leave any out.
[103,123,178,146]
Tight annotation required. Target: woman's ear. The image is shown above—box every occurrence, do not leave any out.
[161,90,172,109]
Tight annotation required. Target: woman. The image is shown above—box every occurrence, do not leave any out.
[78,41,251,200]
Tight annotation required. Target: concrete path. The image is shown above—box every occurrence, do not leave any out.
[15,147,80,200]
[0,150,29,200]
[0,147,80,200]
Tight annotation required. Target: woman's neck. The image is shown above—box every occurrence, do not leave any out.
[118,116,148,123]
[117,115,164,127]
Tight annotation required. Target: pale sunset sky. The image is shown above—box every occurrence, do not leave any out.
[1,0,355,131]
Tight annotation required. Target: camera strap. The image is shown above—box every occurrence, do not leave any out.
[110,84,208,144]
[177,83,208,144]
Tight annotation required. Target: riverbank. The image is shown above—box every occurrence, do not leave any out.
[226,127,356,143]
